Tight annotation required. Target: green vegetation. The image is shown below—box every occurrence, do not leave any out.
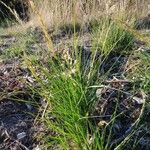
[0,0,150,149]
[93,21,134,56]
[26,34,103,149]
[24,18,140,149]
[127,51,150,93]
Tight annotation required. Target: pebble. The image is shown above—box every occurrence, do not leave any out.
[17,132,26,140]
[33,145,41,150]
[96,88,102,98]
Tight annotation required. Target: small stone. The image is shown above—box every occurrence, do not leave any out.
[33,145,41,150]
[133,96,145,104]
[17,132,26,140]
[96,88,102,98]
[98,120,108,128]
[26,103,32,111]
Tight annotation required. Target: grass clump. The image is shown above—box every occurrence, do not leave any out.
[0,18,16,28]
[92,20,134,56]
[26,45,104,149]
[138,53,150,93]
[0,35,29,59]
[2,46,23,58]
[25,16,137,149]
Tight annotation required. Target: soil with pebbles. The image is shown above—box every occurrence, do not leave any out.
[0,58,41,150]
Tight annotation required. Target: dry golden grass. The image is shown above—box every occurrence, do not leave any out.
[27,0,150,29]
[1,0,150,36]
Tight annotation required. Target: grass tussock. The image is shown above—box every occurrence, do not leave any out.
[91,19,134,56]
[24,15,138,149]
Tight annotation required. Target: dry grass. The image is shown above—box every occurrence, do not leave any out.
[27,0,150,29]
[1,0,150,36]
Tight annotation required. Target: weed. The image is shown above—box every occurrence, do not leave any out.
[3,47,23,58]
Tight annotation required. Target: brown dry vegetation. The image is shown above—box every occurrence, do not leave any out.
[1,0,150,32]
[28,0,150,27]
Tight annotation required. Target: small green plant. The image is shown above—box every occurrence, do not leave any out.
[138,53,150,93]
[3,46,23,58]
[1,35,28,59]
[0,18,16,28]
[127,51,150,93]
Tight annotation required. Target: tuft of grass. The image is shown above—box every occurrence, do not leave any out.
[24,15,137,149]
[2,46,23,58]
[0,18,16,28]
[92,19,134,56]
[0,34,31,59]
[25,47,104,149]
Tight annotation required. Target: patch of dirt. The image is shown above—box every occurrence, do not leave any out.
[92,78,145,149]
[135,14,150,30]
[0,59,42,150]
[0,100,36,150]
